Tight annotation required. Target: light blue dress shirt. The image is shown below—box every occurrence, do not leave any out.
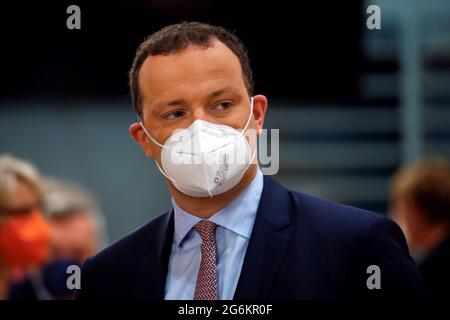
[164,169,264,300]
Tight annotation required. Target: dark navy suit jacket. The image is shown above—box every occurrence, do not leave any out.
[76,176,429,299]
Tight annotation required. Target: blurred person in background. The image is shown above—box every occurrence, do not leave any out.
[44,178,106,264]
[0,155,51,300]
[8,178,106,300]
[390,158,450,299]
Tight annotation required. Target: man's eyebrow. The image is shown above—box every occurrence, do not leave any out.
[153,99,186,112]
[150,86,241,113]
[207,86,241,100]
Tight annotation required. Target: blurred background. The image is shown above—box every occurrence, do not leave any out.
[0,0,449,244]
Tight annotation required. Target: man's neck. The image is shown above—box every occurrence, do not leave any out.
[169,164,259,219]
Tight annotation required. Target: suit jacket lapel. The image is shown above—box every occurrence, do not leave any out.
[133,175,293,300]
[233,176,292,300]
[133,210,174,299]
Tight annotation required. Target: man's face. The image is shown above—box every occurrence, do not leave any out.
[49,212,99,263]
[130,38,267,167]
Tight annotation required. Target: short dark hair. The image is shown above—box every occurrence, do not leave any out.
[391,157,450,224]
[129,22,254,116]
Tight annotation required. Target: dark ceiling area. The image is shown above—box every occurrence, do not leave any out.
[0,0,363,105]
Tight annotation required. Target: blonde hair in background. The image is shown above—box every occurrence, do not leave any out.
[0,154,43,206]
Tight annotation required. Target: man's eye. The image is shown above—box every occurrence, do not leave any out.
[163,110,185,120]
[214,102,233,111]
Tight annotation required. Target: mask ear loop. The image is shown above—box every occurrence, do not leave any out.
[139,121,166,149]
[238,97,258,177]
[239,137,258,179]
[238,97,254,139]
[239,96,257,168]
[139,121,178,183]
[140,121,213,196]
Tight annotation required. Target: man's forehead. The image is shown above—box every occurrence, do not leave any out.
[138,39,246,108]
[142,38,238,68]
[139,40,242,85]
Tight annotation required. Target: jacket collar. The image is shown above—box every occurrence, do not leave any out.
[134,175,292,300]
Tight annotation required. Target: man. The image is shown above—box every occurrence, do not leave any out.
[390,158,450,299]
[76,22,428,300]
[44,178,106,264]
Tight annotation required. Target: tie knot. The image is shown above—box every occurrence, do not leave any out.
[194,220,217,242]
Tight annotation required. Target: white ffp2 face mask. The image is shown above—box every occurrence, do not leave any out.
[140,98,256,197]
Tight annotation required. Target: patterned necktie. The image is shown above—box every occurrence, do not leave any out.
[194,220,218,300]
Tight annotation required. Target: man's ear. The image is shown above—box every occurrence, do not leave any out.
[129,122,154,158]
[252,95,268,135]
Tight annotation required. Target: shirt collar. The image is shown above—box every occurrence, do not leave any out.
[172,169,264,247]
